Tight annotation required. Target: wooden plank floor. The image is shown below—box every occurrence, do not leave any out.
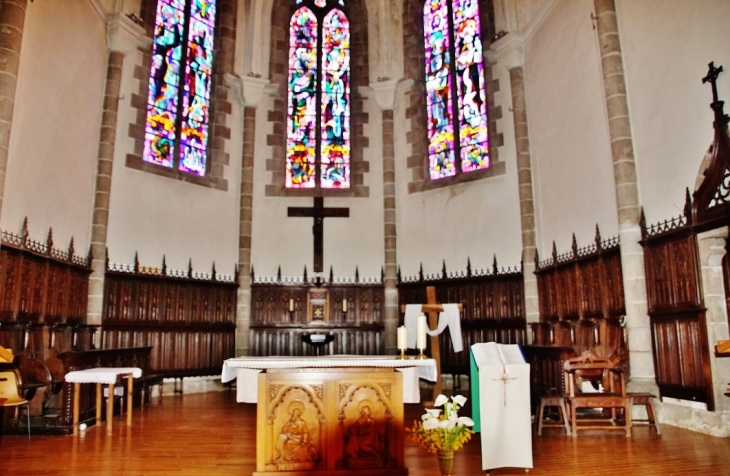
[1,390,729,475]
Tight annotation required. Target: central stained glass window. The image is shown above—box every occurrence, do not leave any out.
[143,0,216,177]
[424,0,489,180]
[286,0,350,189]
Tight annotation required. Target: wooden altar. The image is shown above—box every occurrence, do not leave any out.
[254,367,407,476]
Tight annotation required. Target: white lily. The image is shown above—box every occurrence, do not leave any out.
[422,417,440,430]
[457,416,475,427]
[433,394,449,407]
[452,394,467,407]
[422,409,441,420]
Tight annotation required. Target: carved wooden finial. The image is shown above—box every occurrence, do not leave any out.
[105,247,110,269]
[302,266,308,283]
[702,61,723,105]
[276,266,282,282]
[418,263,424,282]
[211,261,217,281]
[594,224,601,248]
[492,254,498,274]
[534,248,540,266]
[639,206,647,238]
[249,264,254,280]
[397,266,402,284]
[355,266,360,283]
[187,258,193,278]
[442,260,447,279]
[162,255,167,275]
[381,266,384,283]
[329,266,334,284]
[551,241,558,262]
[46,228,54,252]
[21,217,28,239]
[466,257,472,277]
[68,237,75,259]
[683,187,693,222]
[134,252,139,273]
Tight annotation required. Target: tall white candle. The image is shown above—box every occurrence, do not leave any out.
[342,298,348,312]
[416,314,427,349]
[397,326,407,350]
[289,298,294,312]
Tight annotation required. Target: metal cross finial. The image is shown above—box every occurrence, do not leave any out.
[702,62,724,104]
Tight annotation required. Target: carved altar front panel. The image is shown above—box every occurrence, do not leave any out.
[255,368,406,476]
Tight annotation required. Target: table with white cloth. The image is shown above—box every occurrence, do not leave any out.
[64,367,142,435]
[222,355,437,475]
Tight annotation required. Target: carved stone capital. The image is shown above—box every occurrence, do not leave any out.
[106,13,145,54]
[486,32,524,70]
[360,79,413,111]
[239,75,273,107]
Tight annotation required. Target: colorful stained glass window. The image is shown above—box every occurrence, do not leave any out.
[144,0,216,176]
[286,0,350,189]
[423,0,489,180]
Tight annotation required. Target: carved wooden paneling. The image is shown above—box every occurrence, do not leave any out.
[0,232,91,324]
[397,268,526,377]
[641,216,714,410]
[101,270,237,376]
[250,282,385,357]
[535,232,625,322]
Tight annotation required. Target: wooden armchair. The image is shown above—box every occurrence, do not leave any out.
[563,351,631,437]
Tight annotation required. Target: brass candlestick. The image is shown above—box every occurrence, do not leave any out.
[396,348,408,360]
[415,348,428,360]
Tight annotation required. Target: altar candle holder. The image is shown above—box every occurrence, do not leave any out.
[415,348,428,360]
[396,348,408,360]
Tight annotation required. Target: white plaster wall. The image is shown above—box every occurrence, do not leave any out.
[524,0,618,256]
[617,0,730,225]
[105,48,242,273]
[249,93,385,280]
[394,77,523,279]
[2,0,107,250]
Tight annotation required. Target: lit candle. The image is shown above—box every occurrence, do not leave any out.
[416,314,427,350]
[289,298,294,312]
[397,326,407,350]
[342,298,348,312]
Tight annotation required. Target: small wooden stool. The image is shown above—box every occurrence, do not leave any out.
[629,392,661,434]
[536,394,571,435]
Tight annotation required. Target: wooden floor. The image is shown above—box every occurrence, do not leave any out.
[1,390,729,475]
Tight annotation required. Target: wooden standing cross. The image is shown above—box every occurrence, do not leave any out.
[401,286,463,403]
[702,61,724,104]
[288,197,349,273]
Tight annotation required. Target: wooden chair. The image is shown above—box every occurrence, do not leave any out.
[564,352,631,437]
[0,369,31,438]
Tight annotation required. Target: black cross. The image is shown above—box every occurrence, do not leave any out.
[702,62,724,104]
[288,197,349,273]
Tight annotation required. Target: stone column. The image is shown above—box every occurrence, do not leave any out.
[235,76,269,356]
[696,229,730,416]
[0,0,27,219]
[593,0,655,391]
[87,15,145,328]
[368,79,402,355]
[488,33,540,329]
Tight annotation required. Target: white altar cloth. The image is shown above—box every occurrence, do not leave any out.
[471,343,532,471]
[65,367,143,384]
[221,355,437,404]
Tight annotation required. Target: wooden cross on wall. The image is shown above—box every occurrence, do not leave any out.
[400,286,463,404]
[288,197,349,273]
[702,61,724,104]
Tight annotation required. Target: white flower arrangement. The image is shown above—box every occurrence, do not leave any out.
[408,394,475,453]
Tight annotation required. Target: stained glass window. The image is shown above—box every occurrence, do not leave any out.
[143,0,216,177]
[287,0,350,189]
[424,0,489,180]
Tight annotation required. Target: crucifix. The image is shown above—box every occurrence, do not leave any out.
[288,197,349,273]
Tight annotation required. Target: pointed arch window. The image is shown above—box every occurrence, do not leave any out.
[286,0,351,189]
[143,0,216,176]
[423,0,489,180]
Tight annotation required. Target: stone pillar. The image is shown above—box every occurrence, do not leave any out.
[235,76,269,356]
[593,0,655,391]
[0,0,27,219]
[367,79,402,355]
[87,15,145,328]
[509,66,539,327]
[696,229,730,416]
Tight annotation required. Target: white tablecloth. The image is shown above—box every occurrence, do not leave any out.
[65,367,143,384]
[221,355,437,404]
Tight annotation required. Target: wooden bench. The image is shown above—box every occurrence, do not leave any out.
[628,392,661,434]
[535,393,571,435]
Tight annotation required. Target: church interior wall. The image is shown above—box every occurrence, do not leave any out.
[523,0,619,255]
[616,0,730,224]
[1,0,108,251]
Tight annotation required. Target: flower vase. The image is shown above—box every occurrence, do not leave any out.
[436,449,454,476]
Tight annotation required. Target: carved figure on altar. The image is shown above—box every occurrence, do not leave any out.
[344,399,385,465]
[275,400,317,464]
